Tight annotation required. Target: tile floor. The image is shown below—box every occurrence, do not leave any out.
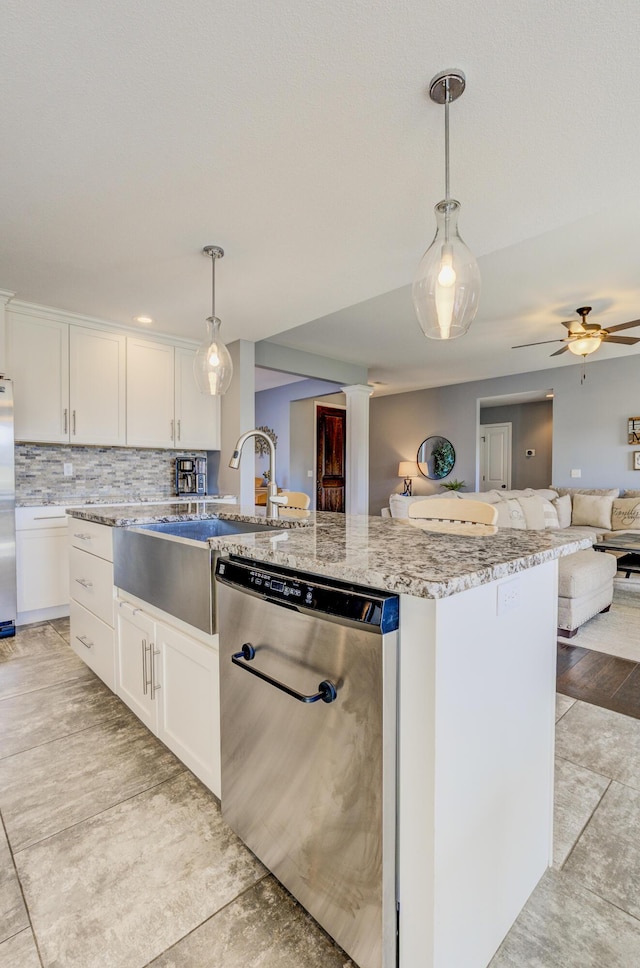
[1,621,640,967]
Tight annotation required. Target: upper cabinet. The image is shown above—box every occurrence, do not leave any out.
[127,338,220,450]
[7,311,126,445]
[174,346,220,451]
[7,307,220,451]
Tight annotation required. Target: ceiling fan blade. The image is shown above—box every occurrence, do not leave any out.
[603,335,640,345]
[550,346,570,357]
[512,338,567,349]
[606,319,640,333]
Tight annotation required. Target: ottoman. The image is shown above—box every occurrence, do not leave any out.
[557,548,618,638]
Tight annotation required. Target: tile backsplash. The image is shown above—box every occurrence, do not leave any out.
[15,444,207,506]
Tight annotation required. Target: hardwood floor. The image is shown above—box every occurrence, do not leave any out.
[557,641,640,720]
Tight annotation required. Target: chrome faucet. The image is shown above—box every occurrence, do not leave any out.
[229,430,286,520]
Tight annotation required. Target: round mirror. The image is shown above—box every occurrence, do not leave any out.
[417,436,456,480]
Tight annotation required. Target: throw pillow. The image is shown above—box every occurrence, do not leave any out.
[541,499,560,530]
[517,493,548,530]
[552,494,572,529]
[554,486,619,498]
[611,498,640,531]
[622,490,640,498]
[571,493,614,529]
[494,498,526,529]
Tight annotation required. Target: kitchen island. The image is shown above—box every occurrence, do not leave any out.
[67,502,590,968]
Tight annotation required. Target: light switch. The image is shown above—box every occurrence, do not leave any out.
[307,470,313,478]
[571,469,581,479]
[63,462,73,477]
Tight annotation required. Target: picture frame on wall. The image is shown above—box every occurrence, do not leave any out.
[629,417,640,444]
[634,451,640,471]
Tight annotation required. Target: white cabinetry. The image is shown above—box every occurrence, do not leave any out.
[126,338,220,450]
[116,598,221,796]
[69,521,116,690]
[126,337,175,448]
[174,346,220,450]
[7,310,126,445]
[15,507,69,623]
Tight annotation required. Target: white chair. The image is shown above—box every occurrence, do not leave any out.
[407,498,498,535]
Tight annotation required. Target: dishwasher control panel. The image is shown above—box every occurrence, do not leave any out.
[216,557,399,632]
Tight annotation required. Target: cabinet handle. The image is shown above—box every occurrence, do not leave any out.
[118,601,140,615]
[34,515,67,521]
[72,410,77,435]
[73,532,92,540]
[63,408,68,433]
[150,644,161,699]
[75,578,93,589]
[170,419,174,440]
[76,634,93,650]
[141,638,151,696]
[177,419,181,441]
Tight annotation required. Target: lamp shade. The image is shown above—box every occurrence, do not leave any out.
[567,335,601,357]
[398,461,419,478]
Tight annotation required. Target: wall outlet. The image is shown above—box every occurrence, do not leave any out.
[497,578,520,615]
[63,462,73,477]
[571,468,582,479]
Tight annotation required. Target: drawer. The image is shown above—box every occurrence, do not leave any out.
[70,520,114,561]
[16,506,68,530]
[70,600,116,690]
[70,546,114,626]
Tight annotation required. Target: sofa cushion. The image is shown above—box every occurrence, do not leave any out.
[622,490,640,498]
[457,491,502,503]
[554,486,619,498]
[611,498,640,530]
[388,492,454,518]
[571,493,614,529]
[558,549,617,598]
[553,494,572,529]
[494,499,527,529]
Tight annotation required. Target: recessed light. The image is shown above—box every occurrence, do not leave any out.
[133,315,153,324]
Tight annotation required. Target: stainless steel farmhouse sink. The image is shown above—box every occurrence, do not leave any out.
[113,518,278,634]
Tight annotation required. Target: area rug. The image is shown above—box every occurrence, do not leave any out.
[557,576,640,662]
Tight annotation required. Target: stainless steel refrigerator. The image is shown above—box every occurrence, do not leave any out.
[0,377,16,637]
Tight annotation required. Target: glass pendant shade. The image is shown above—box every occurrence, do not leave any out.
[567,335,601,357]
[413,199,481,340]
[194,316,233,394]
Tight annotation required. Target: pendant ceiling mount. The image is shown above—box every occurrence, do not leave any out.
[429,69,466,104]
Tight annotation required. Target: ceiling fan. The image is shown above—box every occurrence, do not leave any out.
[513,306,640,358]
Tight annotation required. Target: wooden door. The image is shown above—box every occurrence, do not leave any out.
[316,405,346,512]
[480,423,512,492]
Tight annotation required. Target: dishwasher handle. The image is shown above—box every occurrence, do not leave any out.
[232,643,338,705]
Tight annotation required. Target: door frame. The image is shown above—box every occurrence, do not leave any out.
[314,401,346,512]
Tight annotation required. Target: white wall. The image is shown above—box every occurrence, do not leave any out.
[370,354,640,513]
[480,401,552,490]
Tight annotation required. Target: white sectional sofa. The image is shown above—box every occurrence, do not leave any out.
[382,486,640,637]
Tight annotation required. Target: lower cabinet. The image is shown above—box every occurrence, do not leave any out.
[116,600,221,797]
[16,507,70,623]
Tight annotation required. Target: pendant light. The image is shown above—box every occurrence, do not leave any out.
[413,70,481,340]
[193,245,233,395]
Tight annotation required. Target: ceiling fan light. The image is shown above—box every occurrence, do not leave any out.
[568,335,601,357]
[413,200,481,340]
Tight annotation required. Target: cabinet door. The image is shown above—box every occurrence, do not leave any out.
[70,326,126,445]
[6,311,69,442]
[16,527,69,612]
[116,604,157,730]
[126,337,175,448]
[174,347,220,451]
[156,621,221,796]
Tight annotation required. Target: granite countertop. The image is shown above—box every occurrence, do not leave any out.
[18,494,236,508]
[67,503,592,599]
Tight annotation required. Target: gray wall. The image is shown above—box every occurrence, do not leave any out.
[255,378,343,488]
[480,401,552,489]
[370,353,640,514]
[290,392,345,509]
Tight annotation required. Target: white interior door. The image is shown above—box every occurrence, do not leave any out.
[480,423,512,492]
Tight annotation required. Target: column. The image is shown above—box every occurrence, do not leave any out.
[0,290,16,375]
[341,384,374,516]
[219,339,255,506]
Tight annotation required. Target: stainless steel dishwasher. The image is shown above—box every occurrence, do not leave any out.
[215,556,399,968]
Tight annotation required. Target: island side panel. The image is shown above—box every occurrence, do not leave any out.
[397,559,558,968]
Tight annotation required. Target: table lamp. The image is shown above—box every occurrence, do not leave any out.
[398,461,419,496]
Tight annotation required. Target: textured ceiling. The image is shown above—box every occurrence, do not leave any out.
[3,0,640,392]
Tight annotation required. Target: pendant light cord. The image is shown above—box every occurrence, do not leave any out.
[211,252,216,318]
[444,76,450,202]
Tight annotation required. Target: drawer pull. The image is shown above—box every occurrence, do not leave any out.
[74,533,93,541]
[119,601,140,615]
[75,578,93,589]
[34,515,67,521]
[76,634,93,650]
